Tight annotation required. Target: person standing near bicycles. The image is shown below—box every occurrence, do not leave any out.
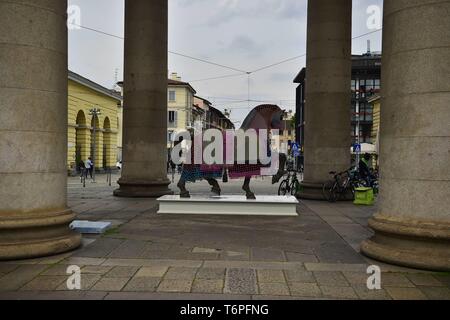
[359,153,375,186]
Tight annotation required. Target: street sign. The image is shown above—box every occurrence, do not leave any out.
[292,143,300,157]
[353,144,362,153]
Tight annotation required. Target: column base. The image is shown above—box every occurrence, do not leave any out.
[296,181,353,201]
[0,209,81,261]
[296,181,325,200]
[361,214,450,272]
[114,179,173,198]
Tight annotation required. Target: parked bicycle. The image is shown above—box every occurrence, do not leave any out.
[322,168,361,202]
[278,170,301,196]
[358,170,379,195]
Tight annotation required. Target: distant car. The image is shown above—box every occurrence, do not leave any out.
[116,161,122,170]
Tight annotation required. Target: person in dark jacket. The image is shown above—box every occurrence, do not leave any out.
[359,153,373,186]
[79,160,87,179]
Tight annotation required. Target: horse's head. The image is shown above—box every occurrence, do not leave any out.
[240,104,284,131]
[270,109,285,131]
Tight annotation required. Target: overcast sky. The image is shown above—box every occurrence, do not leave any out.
[68,0,383,125]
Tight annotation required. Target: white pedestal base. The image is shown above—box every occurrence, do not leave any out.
[157,195,299,216]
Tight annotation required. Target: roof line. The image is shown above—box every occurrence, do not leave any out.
[69,71,122,101]
[168,79,197,94]
[194,95,212,106]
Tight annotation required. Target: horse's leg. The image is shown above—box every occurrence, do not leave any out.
[206,178,221,196]
[243,177,256,200]
[177,176,190,198]
[272,153,287,184]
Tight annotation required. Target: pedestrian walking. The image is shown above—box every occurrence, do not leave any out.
[85,157,94,179]
[79,160,87,179]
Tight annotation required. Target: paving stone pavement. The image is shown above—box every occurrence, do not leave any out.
[224,269,258,295]
[0,175,449,300]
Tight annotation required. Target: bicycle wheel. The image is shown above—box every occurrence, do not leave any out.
[349,183,356,198]
[278,180,289,196]
[322,181,335,202]
[290,180,300,196]
[330,181,340,202]
[372,180,379,195]
[342,177,355,200]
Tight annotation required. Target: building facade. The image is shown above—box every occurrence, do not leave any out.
[293,68,306,167]
[208,106,235,131]
[167,73,197,150]
[279,111,295,155]
[118,74,234,159]
[351,52,382,144]
[114,83,124,162]
[68,71,122,174]
[294,52,381,153]
[192,105,206,131]
[194,96,212,130]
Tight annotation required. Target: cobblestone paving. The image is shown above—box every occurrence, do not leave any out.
[0,175,449,300]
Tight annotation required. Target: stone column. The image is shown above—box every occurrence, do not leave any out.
[78,126,91,163]
[94,130,103,171]
[103,130,113,168]
[298,0,352,200]
[0,0,81,260]
[68,125,77,171]
[114,0,173,197]
[361,0,450,271]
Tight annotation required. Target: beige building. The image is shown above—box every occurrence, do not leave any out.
[119,73,201,155]
[119,75,235,156]
[193,96,234,131]
[279,111,295,154]
[193,96,212,130]
[114,84,124,162]
[167,73,197,149]
[68,71,122,173]
[207,106,235,130]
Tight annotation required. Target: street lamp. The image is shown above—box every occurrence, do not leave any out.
[89,107,101,183]
[282,111,288,155]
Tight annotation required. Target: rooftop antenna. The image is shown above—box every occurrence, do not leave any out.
[367,40,371,54]
[247,73,251,110]
[113,67,119,88]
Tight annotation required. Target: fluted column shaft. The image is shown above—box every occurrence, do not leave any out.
[114,0,172,197]
[299,0,353,200]
[361,0,450,271]
[0,0,81,260]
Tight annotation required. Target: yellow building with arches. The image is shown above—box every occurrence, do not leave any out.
[67,71,122,174]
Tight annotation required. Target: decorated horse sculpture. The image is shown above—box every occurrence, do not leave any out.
[176,104,287,199]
